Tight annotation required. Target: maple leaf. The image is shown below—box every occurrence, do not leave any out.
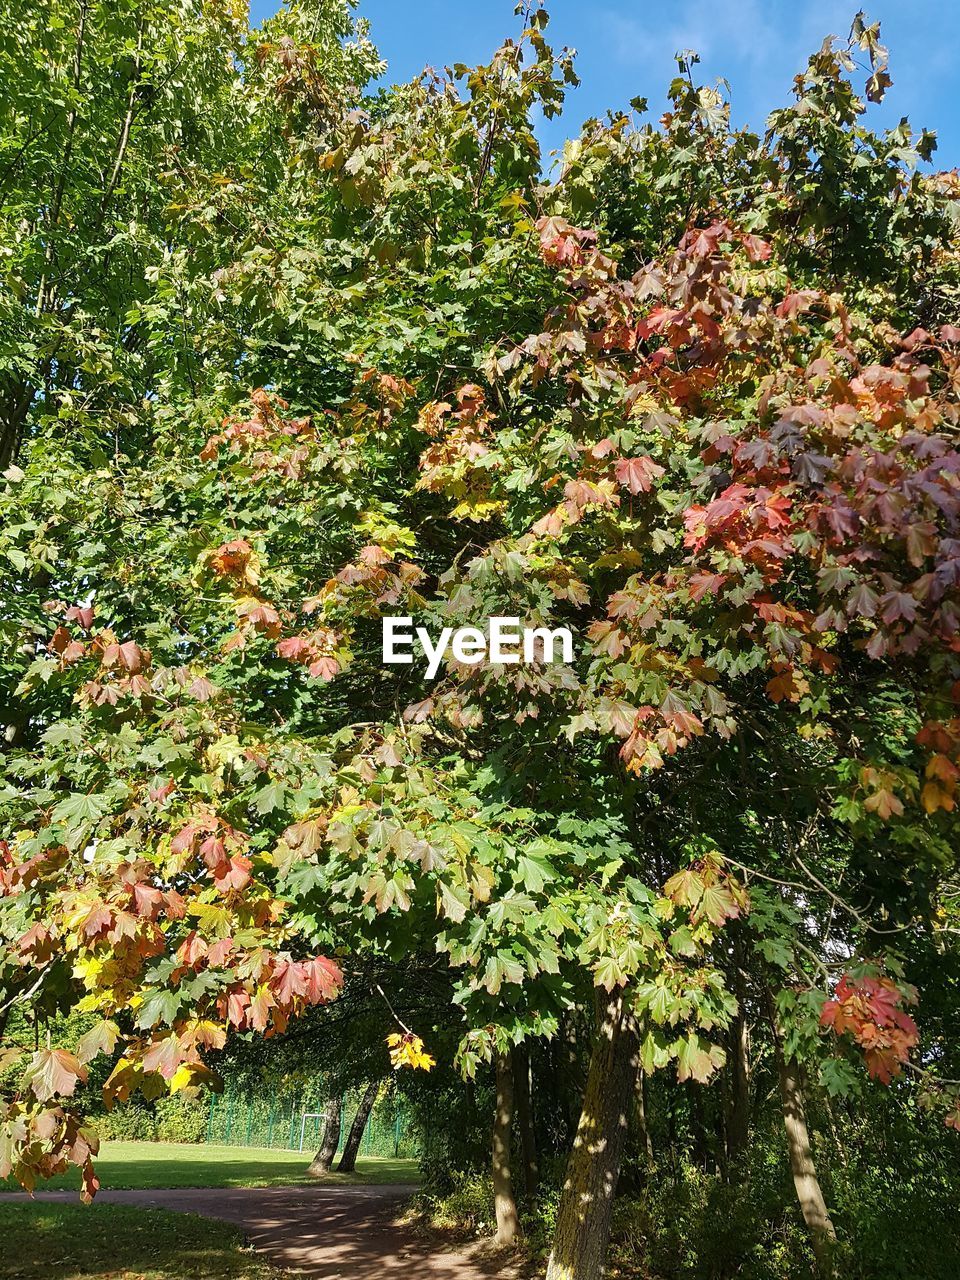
[304,956,342,1003]
[664,868,705,910]
[776,290,820,319]
[272,958,308,1005]
[307,655,340,680]
[188,675,217,701]
[225,988,250,1028]
[864,788,904,820]
[614,454,665,495]
[170,823,201,856]
[277,636,309,661]
[386,1032,436,1071]
[24,1049,88,1102]
[16,922,56,962]
[76,1021,120,1065]
[740,232,772,262]
[846,583,879,618]
[115,640,147,673]
[65,604,95,630]
[132,882,165,920]
[213,854,253,893]
[80,1162,101,1205]
[148,779,175,805]
[48,625,72,655]
[206,937,235,967]
[200,835,230,876]
[676,1034,724,1083]
[141,1034,183,1080]
[282,816,327,855]
[693,883,742,927]
[249,985,276,1032]
[79,902,113,939]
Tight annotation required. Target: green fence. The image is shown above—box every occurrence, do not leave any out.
[205,1086,416,1158]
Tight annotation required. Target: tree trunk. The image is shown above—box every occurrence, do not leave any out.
[636,1068,654,1169]
[689,1080,710,1171]
[513,1043,539,1197]
[727,1002,751,1164]
[0,382,33,471]
[308,1094,342,1176]
[336,1081,379,1174]
[546,989,640,1280]
[492,1049,520,1245]
[772,1025,837,1276]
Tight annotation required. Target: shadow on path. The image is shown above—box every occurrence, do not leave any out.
[22,1185,521,1279]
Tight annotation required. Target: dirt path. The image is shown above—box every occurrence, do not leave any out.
[23,1185,522,1279]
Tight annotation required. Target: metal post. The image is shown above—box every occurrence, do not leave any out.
[267,1100,275,1148]
[245,1099,254,1147]
[207,1092,216,1144]
[225,1091,235,1144]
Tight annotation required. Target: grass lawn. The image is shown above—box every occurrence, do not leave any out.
[0,1202,280,1280]
[1,1140,419,1193]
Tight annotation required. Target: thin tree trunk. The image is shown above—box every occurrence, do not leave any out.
[689,1081,710,1171]
[308,1093,341,1176]
[772,1022,837,1276]
[636,1068,654,1169]
[727,1004,751,1164]
[336,1081,379,1174]
[546,989,640,1280]
[492,1050,520,1245]
[562,1012,584,1130]
[0,383,33,470]
[513,1043,539,1197]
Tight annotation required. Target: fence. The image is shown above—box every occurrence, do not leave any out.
[205,1085,417,1159]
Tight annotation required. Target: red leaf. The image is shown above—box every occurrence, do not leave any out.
[142,1034,182,1079]
[213,854,252,892]
[303,956,342,1004]
[66,605,95,630]
[272,958,308,1006]
[614,455,665,495]
[132,883,165,920]
[226,988,250,1028]
[80,902,113,939]
[741,233,772,262]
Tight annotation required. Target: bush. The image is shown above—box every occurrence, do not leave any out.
[609,1164,815,1280]
[93,1094,207,1144]
[414,1170,496,1238]
[155,1094,208,1144]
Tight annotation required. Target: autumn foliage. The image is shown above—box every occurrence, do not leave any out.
[2,6,960,1274]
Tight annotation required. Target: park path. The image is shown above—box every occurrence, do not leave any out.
[23,1184,523,1279]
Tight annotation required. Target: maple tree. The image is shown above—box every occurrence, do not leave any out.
[3,4,960,1279]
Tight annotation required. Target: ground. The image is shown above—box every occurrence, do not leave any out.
[3,1142,518,1280]
[1,1201,277,1280]
[1,1141,419,1193]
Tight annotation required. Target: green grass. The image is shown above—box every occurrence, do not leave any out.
[0,1202,280,1280]
[2,1140,419,1193]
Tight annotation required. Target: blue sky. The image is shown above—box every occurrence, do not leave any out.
[251,1,960,169]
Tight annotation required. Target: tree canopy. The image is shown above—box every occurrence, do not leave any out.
[2,4,960,1277]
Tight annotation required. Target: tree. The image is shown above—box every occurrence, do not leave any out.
[2,7,960,1279]
[491,1049,520,1245]
[336,1079,381,1174]
[546,991,640,1280]
[309,1093,342,1177]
